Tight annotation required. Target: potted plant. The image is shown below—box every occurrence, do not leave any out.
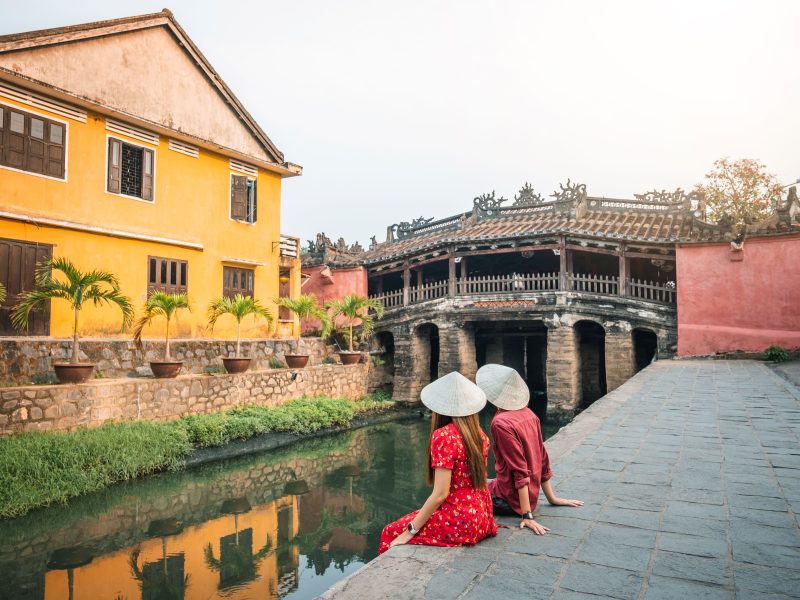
[12,257,133,384]
[132,291,190,378]
[208,294,273,373]
[276,295,331,368]
[325,294,384,365]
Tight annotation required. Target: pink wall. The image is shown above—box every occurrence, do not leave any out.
[301,265,368,333]
[676,234,800,356]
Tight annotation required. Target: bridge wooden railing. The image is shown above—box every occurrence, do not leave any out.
[368,272,674,308]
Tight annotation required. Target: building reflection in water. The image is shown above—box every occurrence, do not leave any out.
[2,420,434,600]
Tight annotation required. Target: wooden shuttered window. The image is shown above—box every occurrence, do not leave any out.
[223,266,254,298]
[230,175,257,223]
[148,257,188,294]
[107,137,154,201]
[0,103,66,179]
[0,237,52,335]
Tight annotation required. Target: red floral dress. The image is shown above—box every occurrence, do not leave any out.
[379,423,498,554]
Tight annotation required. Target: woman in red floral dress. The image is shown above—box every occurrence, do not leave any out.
[379,372,498,554]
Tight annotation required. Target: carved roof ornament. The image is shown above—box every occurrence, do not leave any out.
[513,182,545,206]
[349,241,364,253]
[550,180,587,205]
[633,188,688,204]
[306,232,333,255]
[473,191,508,212]
[369,236,378,250]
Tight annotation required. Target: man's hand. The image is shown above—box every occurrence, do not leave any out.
[548,497,584,507]
[520,518,550,535]
[389,530,414,548]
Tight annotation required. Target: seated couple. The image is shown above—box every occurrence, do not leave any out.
[379,364,583,554]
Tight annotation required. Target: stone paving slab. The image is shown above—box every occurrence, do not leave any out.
[318,360,800,599]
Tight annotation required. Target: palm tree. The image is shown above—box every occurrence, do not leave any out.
[12,257,133,364]
[207,294,273,357]
[0,282,6,303]
[325,294,385,352]
[132,291,190,361]
[276,294,332,336]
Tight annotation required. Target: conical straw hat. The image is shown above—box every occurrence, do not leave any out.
[476,364,529,410]
[420,371,487,417]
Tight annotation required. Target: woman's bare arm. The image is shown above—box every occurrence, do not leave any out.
[389,468,452,548]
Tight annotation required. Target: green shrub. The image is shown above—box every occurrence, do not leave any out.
[0,395,394,519]
[0,421,189,519]
[371,354,386,366]
[763,345,789,362]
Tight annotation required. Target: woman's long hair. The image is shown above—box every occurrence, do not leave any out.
[427,412,487,489]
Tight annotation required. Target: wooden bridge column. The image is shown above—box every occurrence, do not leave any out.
[558,235,568,291]
[448,248,456,298]
[402,261,410,306]
[618,243,628,297]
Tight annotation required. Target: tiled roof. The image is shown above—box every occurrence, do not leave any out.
[353,185,800,265]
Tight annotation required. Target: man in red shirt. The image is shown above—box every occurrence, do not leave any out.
[477,364,583,535]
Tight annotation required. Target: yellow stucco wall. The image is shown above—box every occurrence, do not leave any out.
[0,95,296,338]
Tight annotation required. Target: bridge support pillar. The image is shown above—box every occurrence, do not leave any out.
[545,324,579,412]
[605,331,635,393]
[437,322,477,381]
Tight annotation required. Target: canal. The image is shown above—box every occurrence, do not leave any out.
[0,412,559,600]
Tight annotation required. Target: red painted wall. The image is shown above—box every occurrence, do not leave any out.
[676,234,800,355]
[301,265,368,333]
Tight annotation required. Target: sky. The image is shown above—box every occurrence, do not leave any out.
[2,0,798,247]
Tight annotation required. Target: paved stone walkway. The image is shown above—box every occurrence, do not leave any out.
[319,360,800,599]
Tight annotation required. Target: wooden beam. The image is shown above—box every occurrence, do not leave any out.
[625,251,676,261]
[373,253,451,275]
[454,243,558,258]
[558,235,568,290]
[566,244,618,257]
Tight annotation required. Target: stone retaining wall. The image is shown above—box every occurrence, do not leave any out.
[0,337,334,386]
[0,364,368,434]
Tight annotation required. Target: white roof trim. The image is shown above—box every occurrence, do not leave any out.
[0,209,203,250]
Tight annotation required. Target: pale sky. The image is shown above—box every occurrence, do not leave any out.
[2,0,798,247]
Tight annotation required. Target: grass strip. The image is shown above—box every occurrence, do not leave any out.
[0,393,393,519]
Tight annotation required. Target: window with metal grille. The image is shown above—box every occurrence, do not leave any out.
[0,102,66,179]
[223,266,254,298]
[148,256,188,294]
[107,137,154,200]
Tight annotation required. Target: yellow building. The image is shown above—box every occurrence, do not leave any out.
[0,9,302,339]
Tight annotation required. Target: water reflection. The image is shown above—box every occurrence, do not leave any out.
[0,415,558,600]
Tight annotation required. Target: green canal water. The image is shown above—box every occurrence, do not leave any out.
[0,412,559,600]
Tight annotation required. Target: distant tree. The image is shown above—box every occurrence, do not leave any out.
[696,158,783,228]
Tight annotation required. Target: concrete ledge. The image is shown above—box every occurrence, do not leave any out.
[319,360,800,599]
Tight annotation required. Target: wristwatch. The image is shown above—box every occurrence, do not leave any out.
[407,521,419,535]
[522,512,535,521]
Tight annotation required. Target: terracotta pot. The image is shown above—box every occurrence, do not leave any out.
[150,361,183,378]
[285,354,309,368]
[222,357,251,374]
[338,352,362,365]
[53,363,95,384]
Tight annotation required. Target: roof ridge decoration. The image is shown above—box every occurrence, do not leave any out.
[513,182,546,206]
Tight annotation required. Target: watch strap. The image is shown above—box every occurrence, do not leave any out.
[522,511,535,520]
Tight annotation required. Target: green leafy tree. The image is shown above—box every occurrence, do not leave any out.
[0,282,6,303]
[207,294,273,357]
[696,158,783,228]
[132,291,190,361]
[326,294,385,352]
[276,294,332,336]
[12,257,133,364]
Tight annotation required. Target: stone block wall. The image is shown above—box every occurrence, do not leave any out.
[0,364,368,434]
[437,323,477,380]
[0,337,334,386]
